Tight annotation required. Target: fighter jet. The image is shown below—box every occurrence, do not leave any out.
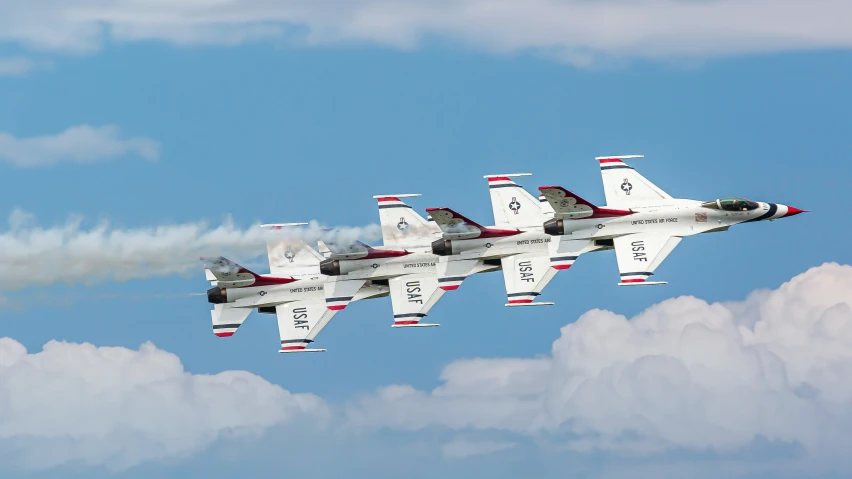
[536,155,806,285]
[469,173,609,305]
[202,225,389,353]
[315,194,500,327]
[426,174,609,306]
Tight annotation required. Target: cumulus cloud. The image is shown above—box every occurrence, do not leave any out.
[0,125,159,168]
[347,263,852,460]
[0,337,329,469]
[0,1,850,65]
[0,209,380,290]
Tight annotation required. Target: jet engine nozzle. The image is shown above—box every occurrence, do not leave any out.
[431,238,453,256]
[207,286,228,304]
[319,259,342,276]
[543,218,564,236]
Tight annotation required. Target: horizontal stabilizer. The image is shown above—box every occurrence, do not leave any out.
[538,186,632,219]
[427,207,520,240]
[505,301,555,307]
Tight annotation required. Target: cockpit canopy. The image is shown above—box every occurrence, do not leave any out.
[701,197,760,212]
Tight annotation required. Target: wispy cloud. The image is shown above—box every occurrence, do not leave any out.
[0,56,42,76]
[0,125,159,168]
[1,1,851,65]
[347,263,852,461]
[441,438,517,460]
[0,210,379,290]
[0,337,329,469]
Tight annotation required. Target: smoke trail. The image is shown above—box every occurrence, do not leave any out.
[0,209,380,291]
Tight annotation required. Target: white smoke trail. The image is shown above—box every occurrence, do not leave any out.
[0,210,380,290]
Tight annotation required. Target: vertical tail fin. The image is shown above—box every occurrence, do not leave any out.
[261,223,324,276]
[538,193,554,215]
[485,174,550,228]
[597,155,672,208]
[374,194,441,248]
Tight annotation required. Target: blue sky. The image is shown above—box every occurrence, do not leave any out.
[2,2,852,478]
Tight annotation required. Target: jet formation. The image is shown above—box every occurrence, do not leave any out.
[202,156,805,353]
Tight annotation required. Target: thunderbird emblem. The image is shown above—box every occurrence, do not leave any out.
[509,197,521,214]
[621,179,632,195]
[397,217,409,231]
[284,246,296,262]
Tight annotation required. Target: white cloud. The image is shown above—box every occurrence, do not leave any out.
[0,1,850,65]
[441,438,517,460]
[347,263,852,460]
[0,337,329,469]
[0,210,380,290]
[0,125,159,168]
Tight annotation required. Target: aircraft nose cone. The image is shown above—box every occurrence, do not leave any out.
[784,206,807,217]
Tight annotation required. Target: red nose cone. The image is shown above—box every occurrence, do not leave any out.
[784,206,807,217]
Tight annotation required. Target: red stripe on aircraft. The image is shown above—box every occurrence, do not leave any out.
[214,332,234,337]
[551,265,572,270]
[598,159,624,164]
[621,278,646,283]
[439,285,459,291]
[394,320,420,326]
[487,177,512,182]
[327,305,347,311]
[508,299,533,304]
[375,197,401,203]
[253,275,299,286]
[280,345,306,351]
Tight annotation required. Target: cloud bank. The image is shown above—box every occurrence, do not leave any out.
[0,125,159,168]
[2,263,851,472]
[0,1,850,65]
[0,210,380,290]
[348,262,852,462]
[0,337,329,469]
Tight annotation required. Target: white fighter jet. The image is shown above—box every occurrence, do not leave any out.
[426,174,609,306]
[315,195,500,327]
[203,225,388,353]
[536,155,806,285]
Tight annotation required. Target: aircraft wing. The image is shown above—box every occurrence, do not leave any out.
[501,237,600,305]
[389,273,445,328]
[276,300,337,353]
[613,233,681,285]
[275,278,370,353]
[501,252,558,306]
